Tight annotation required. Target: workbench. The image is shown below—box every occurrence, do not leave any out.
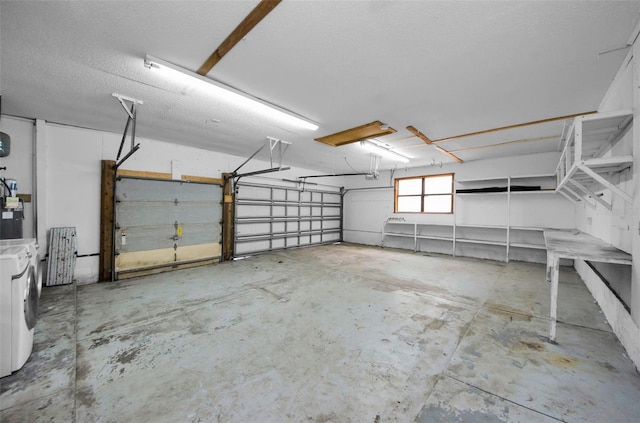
[543,229,632,342]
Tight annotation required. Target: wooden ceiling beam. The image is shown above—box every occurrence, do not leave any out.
[406,125,433,144]
[315,121,396,147]
[449,135,559,153]
[407,125,463,163]
[435,146,463,164]
[197,0,282,75]
[433,111,596,144]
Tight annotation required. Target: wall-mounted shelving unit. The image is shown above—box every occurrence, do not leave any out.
[382,173,569,263]
[555,110,633,210]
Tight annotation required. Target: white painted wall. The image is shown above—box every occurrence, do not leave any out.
[0,116,35,238]
[343,151,576,262]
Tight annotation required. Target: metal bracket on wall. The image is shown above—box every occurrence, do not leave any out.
[229,136,292,182]
[112,93,143,169]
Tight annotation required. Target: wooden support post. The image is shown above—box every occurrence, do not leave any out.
[222,174,235,261]
[99,160,116,282]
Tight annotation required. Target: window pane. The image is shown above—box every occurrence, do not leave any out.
[424,175,452,194]
[397,196,422,212]
[424,195,452,213]
[397,178,422,195]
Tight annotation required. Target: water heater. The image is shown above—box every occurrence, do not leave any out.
[1,177,23,240]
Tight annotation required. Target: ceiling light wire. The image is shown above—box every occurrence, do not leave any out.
[344,156,361,173]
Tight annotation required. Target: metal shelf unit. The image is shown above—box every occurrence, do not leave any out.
[555,110,633,210]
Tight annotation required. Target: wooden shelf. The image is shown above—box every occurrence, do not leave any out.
[510,189,556,195]
[556,110,633,210]
[456,238,506,246]
[456,191,508,196]
[457,224,507,230]
[510,242,546,250]
[383,232,414,238]
[457,176,507,183]
[416,235,453,241]
[510,226,544,231]
[382,171,572,263]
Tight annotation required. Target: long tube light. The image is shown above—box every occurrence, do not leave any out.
[144,55,319,131]
[360,139,410,163]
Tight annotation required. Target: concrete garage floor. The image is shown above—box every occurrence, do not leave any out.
[2,243,640,422]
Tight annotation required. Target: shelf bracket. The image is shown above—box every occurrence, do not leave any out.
[556,186,590,208]
[577,164,633,204]
[568,179,610,210]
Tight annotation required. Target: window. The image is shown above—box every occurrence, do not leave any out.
[395,173,454,213]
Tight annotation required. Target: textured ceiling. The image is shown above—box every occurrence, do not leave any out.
[1,1,639,174]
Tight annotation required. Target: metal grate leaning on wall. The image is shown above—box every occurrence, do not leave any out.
[234,180,342,256]
[46,227,77,286]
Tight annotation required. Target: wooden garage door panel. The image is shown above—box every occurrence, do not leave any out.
[116,242,222,272]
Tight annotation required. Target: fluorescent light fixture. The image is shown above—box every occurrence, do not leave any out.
[360,139,410,163]
[144,55,319,131]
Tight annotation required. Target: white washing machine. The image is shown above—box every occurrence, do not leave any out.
[0,238,42,298]
[0,245,38,378]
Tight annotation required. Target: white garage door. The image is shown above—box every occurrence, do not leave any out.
[234,180,342,256]
[114,176,222,278]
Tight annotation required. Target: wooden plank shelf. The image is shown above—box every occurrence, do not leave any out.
[416,235,453,241]
[510,242,546,250]
[382,171,571,262]
[555,110,633,209]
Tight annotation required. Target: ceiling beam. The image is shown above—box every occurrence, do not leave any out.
[407,125,463,163]
[406,125,433,144]
[197,0,282,75]
[315,121,396,147]
[433,111,596,144]
[449,135,559,153]
[435,146,463,164]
